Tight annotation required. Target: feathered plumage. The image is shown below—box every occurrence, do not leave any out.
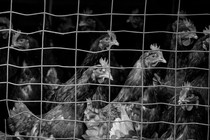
[126,9,144,31]
[83,44,167,139]
[8,58,113,139]
[113,44,166,102]
[164,16,198,87]
[159,82,208,140]
[79,8,106,32]
[183,25,210,106]
[9,61,41,115]
[46,31,121,109]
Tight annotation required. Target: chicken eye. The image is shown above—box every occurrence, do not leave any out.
[87,18,92,23]
[104,37,110,42]
[18,39,25,43]
[151,54,157,58]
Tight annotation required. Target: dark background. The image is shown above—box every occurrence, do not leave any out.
[0,0,210,134]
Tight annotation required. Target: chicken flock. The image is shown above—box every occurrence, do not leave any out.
[0,8,209,140]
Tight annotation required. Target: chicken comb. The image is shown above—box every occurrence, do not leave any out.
[182,19,193,28]
[99,58,109,68]
[22,60,27,67]
[203,25,210,35]
[182,82,192,90]
[179,82,192,100]
[107,30,116,39]
[150,43,160,50]
[11,30,21,46]
[178,10,187,19]
[132,8,139,14]
[83,8,93,15]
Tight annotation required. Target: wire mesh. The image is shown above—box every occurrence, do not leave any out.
[0,0,210,139]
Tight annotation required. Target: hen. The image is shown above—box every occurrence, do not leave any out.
[79,8,106,32]
[0,17,11,41]
[159,82,208,140]
[164,16,198,87]
[184,26,209,105]
[8,31,57,114]
[82,44,167,139]
[9,61,42,115]
[126,9,144,31]
[8,58,113,139]
[46,31,121,109]
[78,8,107,56]
[113,44,166,102]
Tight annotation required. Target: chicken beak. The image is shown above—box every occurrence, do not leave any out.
[100,71,113,81]
[79,21,87,27]
[159,57,167,63]
[192,34,198,39]
[126,19,131,23]
[114,40,119,46]
[112,40,119,46]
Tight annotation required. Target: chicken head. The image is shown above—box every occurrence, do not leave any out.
[144,44,167,68]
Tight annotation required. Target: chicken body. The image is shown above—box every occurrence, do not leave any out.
[184,27,209,105]
[46,31,121,109]
[159,83,208,140]
[164,17,198,87]
[8,58,113,139]
[83,44,167,139]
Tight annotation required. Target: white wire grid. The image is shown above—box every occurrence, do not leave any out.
[0,0,209,139]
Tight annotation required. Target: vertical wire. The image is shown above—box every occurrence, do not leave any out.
[40,0,46,137]
[108,0,114,138]
[174,0,181,139]
[208,31,210,140]
[4,119,7,140]
[5,0,13,134]
[140,0,147,139]
[74,0,80,139]
[4,0,13,138]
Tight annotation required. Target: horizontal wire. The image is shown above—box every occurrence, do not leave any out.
[1,27,209,35]
[2,10,210,17]
[3,98,210,108]
[1,4,210,139]
[8,108,209,126]
[0,62,209,72]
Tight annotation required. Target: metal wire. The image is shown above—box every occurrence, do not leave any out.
[140,0,148,139]
[4,0,13,127]
[0,0,209,140]
[174,0,181,138]
[73,0,80,139]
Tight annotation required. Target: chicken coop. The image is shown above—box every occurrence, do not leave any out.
[0,0,210,139]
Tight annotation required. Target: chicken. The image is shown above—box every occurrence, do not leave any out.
[43,67,61,103]
[159,82,208,140]
[10,31,41,66]
[164,17,198,87]
[184,25,210,106]
[78,8,107,52]
[8,61,42,115]
[112,44,166,102]
[53,58,113,103]
[83,78,164,140]
[57,16,75,33]
[83,99,138,139]
[0,17,12,40]
[8,58,113,139]
[126,9,144,31]
[46,31,119,109]
[126,80,163,139]
[82,44,167,139]
[79,8,106,32]
[8,101,38,137]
